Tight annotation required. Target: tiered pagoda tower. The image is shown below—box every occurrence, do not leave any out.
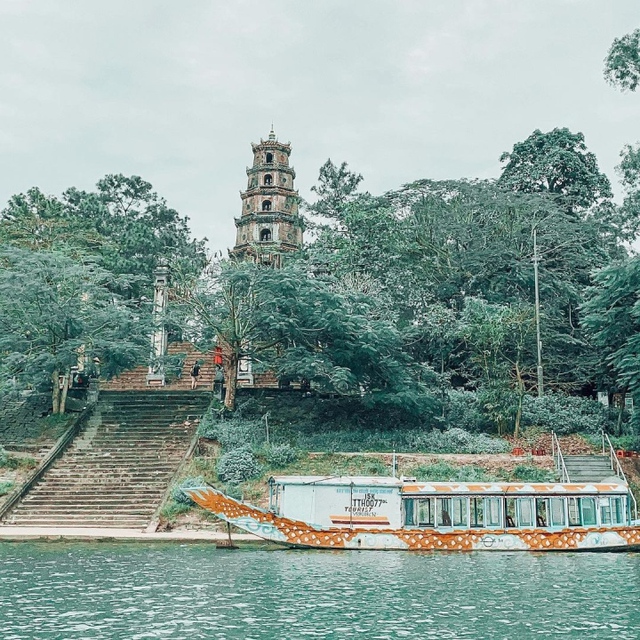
[230,128,303,266]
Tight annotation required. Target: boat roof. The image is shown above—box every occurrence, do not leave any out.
[270,475,403,487]
[269,476,629,495]
[401,482,629,496]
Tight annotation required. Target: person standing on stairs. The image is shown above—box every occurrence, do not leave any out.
[190,361,201,389]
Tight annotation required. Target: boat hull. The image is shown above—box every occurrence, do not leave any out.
[185,486,640,552]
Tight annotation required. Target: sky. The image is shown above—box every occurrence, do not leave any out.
[0,1,638,254]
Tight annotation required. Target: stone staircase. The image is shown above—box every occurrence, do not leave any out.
[1,390,210,529]
[563,455,619,483]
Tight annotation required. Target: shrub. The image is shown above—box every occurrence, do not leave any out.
[172,476,207,506]
[217,447,262,484]
[510,465,556,483]
[444,390,491,432]
[407,462,497,482]
[521,394,612,435]
[264,443,300,468]
[606,435,640,452]
[0,481,14,496]
[0,446,8,467]
[160,501,192,523]
[409,428,510,454]
[361,457,390,475]
[199,415,264,450]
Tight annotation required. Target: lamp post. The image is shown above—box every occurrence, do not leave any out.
[533,229,544,397]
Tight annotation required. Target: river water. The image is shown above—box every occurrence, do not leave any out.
[0,543,638,639]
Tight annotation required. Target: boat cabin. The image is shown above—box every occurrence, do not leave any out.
[401,482,632,530]
[269,476,632,531]
[269,476,404,529]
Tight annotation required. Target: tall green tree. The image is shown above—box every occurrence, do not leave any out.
[459,298,536,436]
[64,174,207,298]
[582,257,640,432]
[174,258,438,414]
[604,28,640,92]
[0,188,100,254]
[0,248,150,413]
[616,143,640,240]
[498,128,612,214]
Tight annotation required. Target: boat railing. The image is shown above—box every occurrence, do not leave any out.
[602,430,638,521]
[551,431,570,483]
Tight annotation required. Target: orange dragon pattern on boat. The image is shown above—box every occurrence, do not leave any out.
[186,486,640,552]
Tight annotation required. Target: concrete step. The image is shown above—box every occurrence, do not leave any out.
[1,389,206,528]
[3,518,150,528]
[11,505,155,515]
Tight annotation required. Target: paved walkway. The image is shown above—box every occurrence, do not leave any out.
[0,526,264,544]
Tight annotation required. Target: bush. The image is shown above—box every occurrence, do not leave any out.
[509,465,556,483]
[444,390,491,432]
[199,415,264,450]
[0,480,14,496]
[0,446,8,467]
[172,476,207,506]
[407,462,497,482]
[264,443,300,468]
[217,447,262,484]
[409,428,510,454]
[160,501,192,523]
[521,394,612,435]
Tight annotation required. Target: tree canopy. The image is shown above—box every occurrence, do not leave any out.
[0,248,150,413]
[498,128,612,214]
[604,28,640,92]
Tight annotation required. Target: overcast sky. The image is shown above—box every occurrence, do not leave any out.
[1,1,638,254]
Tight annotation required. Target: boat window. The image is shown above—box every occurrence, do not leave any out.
[404,499,416,526]
[549,498,566,527]
[599,498,612,526]
[535,498,548,527]
[581,497,597,526]
[417,498,434,527]
[517,498,535,527]
[436,498,452,527]
[452,497,468,527]
[471,497,483,528]
[484,498,502,528]
[568,497,581,526]
[611,497,625,525]
[504,498,516,527]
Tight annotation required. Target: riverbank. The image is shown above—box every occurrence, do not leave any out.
[0,525,265,545]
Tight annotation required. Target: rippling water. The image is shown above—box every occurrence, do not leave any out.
[1,543,639,639]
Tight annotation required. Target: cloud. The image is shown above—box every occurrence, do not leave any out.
[0,0,637,252]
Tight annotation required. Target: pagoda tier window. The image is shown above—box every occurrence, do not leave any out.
[266,152,273,163]
[262,200,272,211]
[260,228,272,242]
[264,174,273,186]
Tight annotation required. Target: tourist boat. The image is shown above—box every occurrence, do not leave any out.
[184,475,640,551]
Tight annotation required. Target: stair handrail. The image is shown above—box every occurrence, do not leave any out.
[602,431,638,521]
[551,431,570,483]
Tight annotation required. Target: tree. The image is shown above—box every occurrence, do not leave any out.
[308,159,363,222]
[459,298,536,436]
[498,128,612,214]
[312,175,621,393]
[0,248,150,413]
[174,258,439,414]
[604,28,640,92]
[582,257,640,432]
[0,188,100,254]
[64,174,207,298]
[615,143,640,240]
